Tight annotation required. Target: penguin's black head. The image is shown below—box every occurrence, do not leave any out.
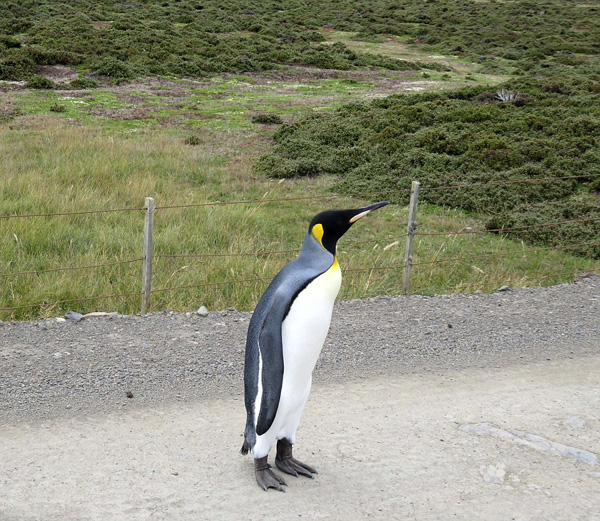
[308,201,390,255]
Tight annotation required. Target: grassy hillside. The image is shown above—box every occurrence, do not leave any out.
[1,0,599,320]
[256,75,600,258]
[2,117,597,321]
[1,0,599,82]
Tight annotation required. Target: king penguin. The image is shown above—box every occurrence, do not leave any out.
[241,201,390,491]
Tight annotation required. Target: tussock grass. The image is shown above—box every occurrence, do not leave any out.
[2,120,598,321]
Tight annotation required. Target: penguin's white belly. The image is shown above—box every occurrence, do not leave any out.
[252,261,341,457]
[278,263,342,423]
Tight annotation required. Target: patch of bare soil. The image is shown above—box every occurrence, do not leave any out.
[36,65,79,84]
[89,105,153,120]
[0,94,21,118]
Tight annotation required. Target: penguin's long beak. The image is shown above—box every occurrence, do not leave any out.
[348,201,390,223]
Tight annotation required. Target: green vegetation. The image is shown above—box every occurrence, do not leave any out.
[0,0,449,82]
[11,75,408,133]
[1,118,597,321]
[1,0,600,320]
[256,74,600,258]
[3,0,598,83]
[252,113,283,125]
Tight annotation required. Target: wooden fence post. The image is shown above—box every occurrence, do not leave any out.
[403,181,420,294]
[141,197,154,314]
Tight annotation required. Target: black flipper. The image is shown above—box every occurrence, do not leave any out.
[255,289,288,435]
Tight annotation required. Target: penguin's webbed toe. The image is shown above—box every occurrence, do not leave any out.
[275,456,317,478]
[254,457,287,492]
[275,438,317,478]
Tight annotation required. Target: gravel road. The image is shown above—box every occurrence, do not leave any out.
[1,278,599,520]
[1,278,598,423]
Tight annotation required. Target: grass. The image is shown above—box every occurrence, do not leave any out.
[12,75,387,133]
[2,3,599,321]
[322,30,511,87]
[1,117,598,321]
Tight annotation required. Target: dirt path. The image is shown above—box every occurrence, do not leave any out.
[1,279,599,519]
[1,357,599,521]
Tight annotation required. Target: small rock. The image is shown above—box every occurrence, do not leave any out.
[565,415,585,429]
[82,311,119,319]
[56,317,66,323]
[53,352,63,359]
[196,306,209,317]
[125,391,134,399]
[497,285,511,292]
[65,311,83,322]
[481,464,506,484]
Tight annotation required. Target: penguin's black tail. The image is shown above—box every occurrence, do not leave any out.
[240,421,256,455]
[240,439,250,455]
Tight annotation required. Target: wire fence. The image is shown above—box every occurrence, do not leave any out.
[1,174,599,319]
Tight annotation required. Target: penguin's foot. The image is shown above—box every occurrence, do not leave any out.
[275,439,317,478]
[254,456,287,492]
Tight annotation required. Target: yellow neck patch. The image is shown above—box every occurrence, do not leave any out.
[312,223,339,270]
[331,256,340,271]
[312,223,324,247]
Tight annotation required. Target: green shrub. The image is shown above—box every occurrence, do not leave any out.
[68,76,99,89]
[93,57,133,79]
[1,0,599,81]
[0,35,21,49]
[255,78,600,256]
[251,113,283,124]
[25,75,56,89]
[49,103,66,112]
[184,135,203,146]
[27,46,77,66]
[0,48,36,80]
[486,195,600,259]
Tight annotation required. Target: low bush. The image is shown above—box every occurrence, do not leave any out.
[486,195,600,259]
[255,76,600,257]
[93,57,133,79]
[25,75,57,89]
[184,135,203,146]
[68,76,99,89]
[49,103,66,112]
[251,113,283,124]
[0,48,36,80]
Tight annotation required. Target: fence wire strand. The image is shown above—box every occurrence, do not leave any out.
[416,217,600,237]
[0,206,145,220]
[0,258,144,278]
[155,250,297,259]
[411,240,600,268]
[149,277,271,295]
[419,172,600,192]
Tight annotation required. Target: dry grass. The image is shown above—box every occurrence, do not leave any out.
[1,108,598,321]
